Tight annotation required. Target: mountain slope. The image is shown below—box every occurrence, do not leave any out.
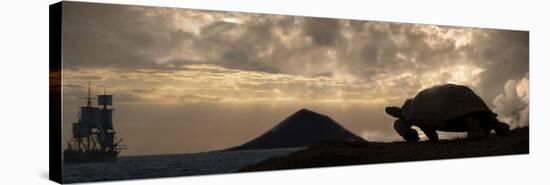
[228,108,365,150]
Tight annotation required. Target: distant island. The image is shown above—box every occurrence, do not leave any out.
[227,108,365,150]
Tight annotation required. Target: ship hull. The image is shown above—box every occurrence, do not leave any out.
[63,150,119,163]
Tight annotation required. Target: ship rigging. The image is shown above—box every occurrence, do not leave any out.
[64,82,126,163]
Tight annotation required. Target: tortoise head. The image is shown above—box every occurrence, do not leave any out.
[385,106,404,118]
[385,99,413,119]
[489,114,510,136]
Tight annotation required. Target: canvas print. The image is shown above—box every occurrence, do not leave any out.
[49,1,529,184]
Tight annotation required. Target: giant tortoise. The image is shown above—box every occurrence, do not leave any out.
[385,84,510,142]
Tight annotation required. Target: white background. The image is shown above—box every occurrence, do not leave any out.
[1,0,549,184]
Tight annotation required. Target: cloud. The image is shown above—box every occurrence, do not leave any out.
[177,94,222,102]
[302,17,343,46]
[492,73,529,128]
[62,64,397,104]
[61,1,529,118]
[61,2,528,106]
[474,30,529,102]
[60,1,530,113]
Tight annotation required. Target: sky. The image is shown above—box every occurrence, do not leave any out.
[61,2,529,156]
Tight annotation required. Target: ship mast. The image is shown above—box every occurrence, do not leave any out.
[86,81,92,107]
[103,87,107,109]
[86,81,91,151]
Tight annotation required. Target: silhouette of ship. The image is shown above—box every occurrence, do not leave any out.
[64,82,125,163]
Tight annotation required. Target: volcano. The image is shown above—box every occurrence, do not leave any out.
[228,108,366,150]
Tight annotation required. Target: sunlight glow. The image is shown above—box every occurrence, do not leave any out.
[63,62,486,107]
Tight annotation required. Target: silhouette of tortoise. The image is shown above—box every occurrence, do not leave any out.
[385,84,510,142]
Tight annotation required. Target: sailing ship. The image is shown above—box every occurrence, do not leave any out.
[63,82,125,163]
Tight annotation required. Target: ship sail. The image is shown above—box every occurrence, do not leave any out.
[72,122,88,138]
[98,94,113,130]
[100,109,113,130]
[81,106,101,129]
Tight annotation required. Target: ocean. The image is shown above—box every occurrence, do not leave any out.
[62,148,301,183]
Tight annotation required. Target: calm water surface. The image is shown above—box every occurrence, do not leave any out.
[62,148,301,183]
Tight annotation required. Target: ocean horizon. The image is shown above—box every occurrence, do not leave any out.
[62,148,302,183]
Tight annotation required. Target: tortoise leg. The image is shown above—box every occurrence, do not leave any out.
[393,119,419,142]
[493,121,510,136]
[419,126,439,143]
[464,115,485,139]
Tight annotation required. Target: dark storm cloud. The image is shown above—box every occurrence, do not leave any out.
[62,1,529,104]
[473,30,529,102]
[62,2,190,69]
[200,21,239,38]
[341,23,461,78]
[302,17,343,46]
[62,2,528,88]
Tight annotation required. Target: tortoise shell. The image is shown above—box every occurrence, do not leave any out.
[402,84,492,121]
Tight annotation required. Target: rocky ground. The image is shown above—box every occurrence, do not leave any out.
[239,127,529,172]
